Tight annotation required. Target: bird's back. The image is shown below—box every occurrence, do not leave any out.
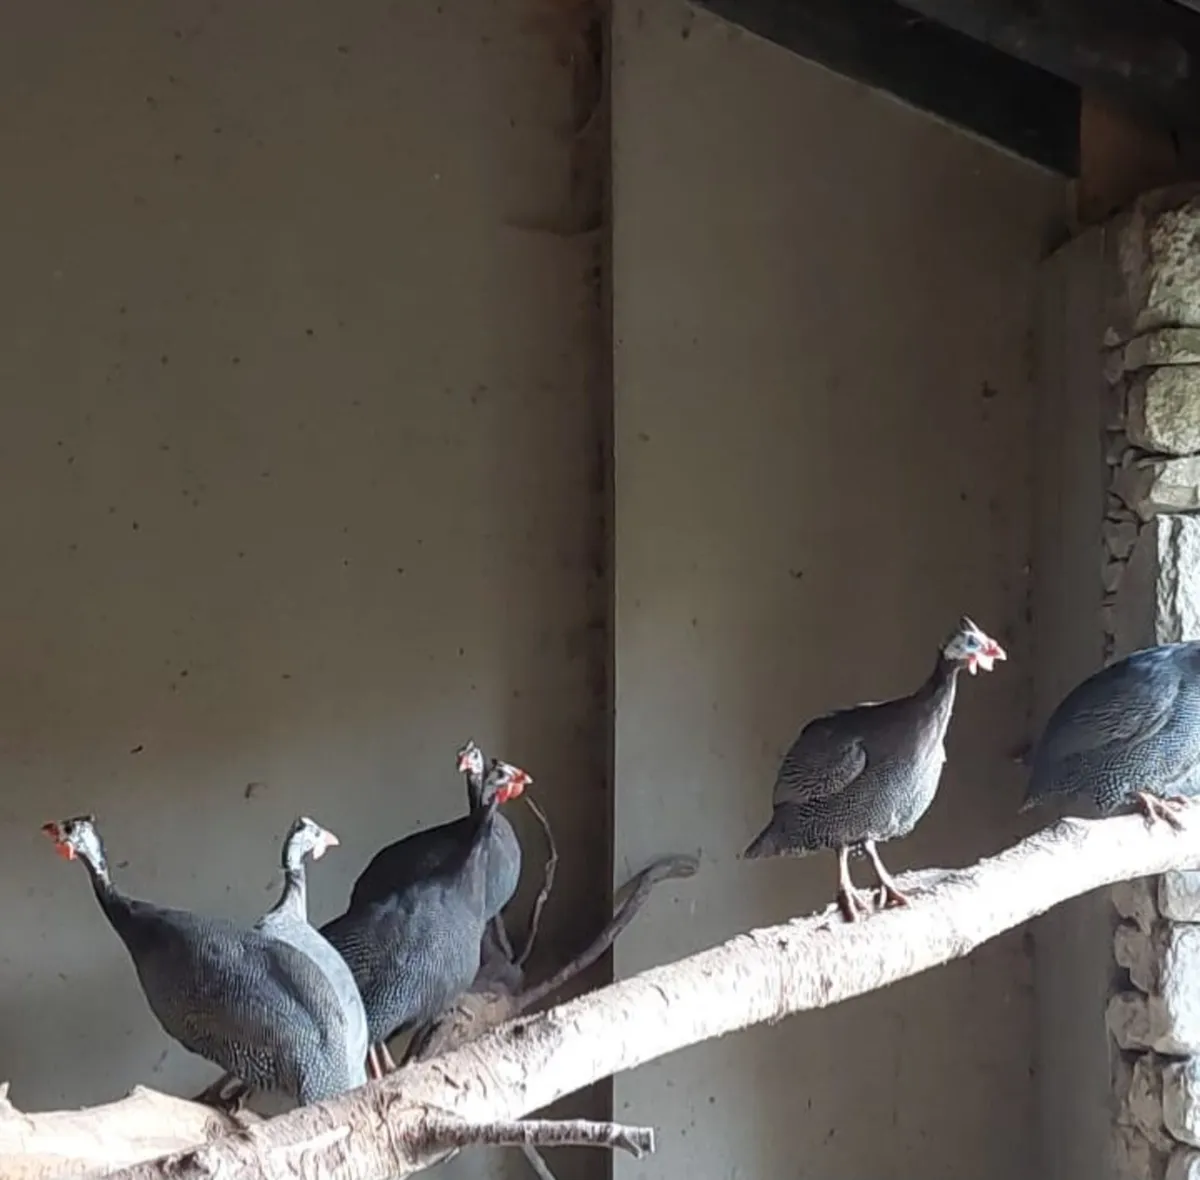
[765,684,955,849]
[1026,642,1200,811]
[324,879,485,1043]
[350,808,519,922]
[348,815,471,909]
[321,814,493,1043]
[114,897,357,1102]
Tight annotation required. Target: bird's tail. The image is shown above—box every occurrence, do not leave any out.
[742,823,780,860]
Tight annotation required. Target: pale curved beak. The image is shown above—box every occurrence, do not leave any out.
[313,830,340,859]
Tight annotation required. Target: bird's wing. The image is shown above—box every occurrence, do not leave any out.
[771,712,869,807]
[163,936,326,1083]
[1032,658,1180,765]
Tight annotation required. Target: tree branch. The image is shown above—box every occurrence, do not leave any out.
[12,813,1200,1180]
[0,1084,258,1180]
[515,851,698,1013]
[400,851,698,1067]
[417,1115,653,1156]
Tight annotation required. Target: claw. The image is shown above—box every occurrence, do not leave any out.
[1135,791,1187,831]
[876,884,911,910]
[194,1074,248,1113]
[838,885,874,923]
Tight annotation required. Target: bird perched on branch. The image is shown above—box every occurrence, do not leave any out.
[743,616,1006,921]
[320,758,532,1077]
[44,814,363,1105]
[1021,640,1200,828]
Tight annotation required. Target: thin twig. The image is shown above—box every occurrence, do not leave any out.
[400,852,698,1066]
[421,1116,654,1158]
[517,794,558,969]
[516,853,699,1013]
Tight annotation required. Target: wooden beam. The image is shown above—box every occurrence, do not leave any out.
[1075,94,1193,226]
[891,0,1200,131]
[693,0,1078,174]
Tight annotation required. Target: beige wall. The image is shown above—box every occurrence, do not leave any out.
[1028,233,1115,1180]
[611,3,1065,1177]
[0,0,1082,1176]
[0,4,607,1177]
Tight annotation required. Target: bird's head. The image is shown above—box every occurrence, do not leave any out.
[42,814,104,865]
[284,815,340,862]
[942,616,1006,676]
[456,738,485,780]
[485,759,533,804]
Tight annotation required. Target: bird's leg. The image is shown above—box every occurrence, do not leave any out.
[1134,791,1187,831]
[379,1041,399,1074]
[366,1045,383,1080]
[836,845,872,923]
[864,840,911,910]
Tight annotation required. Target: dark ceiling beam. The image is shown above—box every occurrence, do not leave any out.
[692,0,1079,175]
[891,0,1200,131]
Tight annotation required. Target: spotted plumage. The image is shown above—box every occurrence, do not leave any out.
[255,816,368,1088]
[319,758,530,1073]
[347,741,523,926]
[1022,640,1200,826]
[743,616,1005,921]
[43,815,361,1105]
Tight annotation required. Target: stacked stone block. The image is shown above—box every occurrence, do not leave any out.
[1100,185,1200,1180]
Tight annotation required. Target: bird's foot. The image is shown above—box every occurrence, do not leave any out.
[1135,791,1187,831]
[194,1075,248,1114]
[875,883,911,910]
[838,885,874,923]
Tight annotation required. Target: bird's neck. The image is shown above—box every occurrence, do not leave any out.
[465,798,499,859]
[269,865,308,922]
[80,846,134,930]
[917,653,962,718]
[466,769,485,810]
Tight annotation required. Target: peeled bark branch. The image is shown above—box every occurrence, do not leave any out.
[11,812,1200,1180]
[515,852,699,1013]
[0,1085,258,1179]
[401,851,699,1067]
[418,1116,653,1156]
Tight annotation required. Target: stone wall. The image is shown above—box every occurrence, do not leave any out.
[1099,186,1200,1180]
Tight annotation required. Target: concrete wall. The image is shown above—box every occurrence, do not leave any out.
[0,0,1080,1176]
[611,3,1065,1178]
[1028,233,1113,1180]
[0,4,608,1177]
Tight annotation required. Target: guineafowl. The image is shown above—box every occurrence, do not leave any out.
[743,616,1006,921]
[1022,640,1200,827]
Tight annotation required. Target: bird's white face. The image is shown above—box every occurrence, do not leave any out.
[943,617,1007,676]
[294,816,340,860]
[456,740,485,779]
[42,815,103,864]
